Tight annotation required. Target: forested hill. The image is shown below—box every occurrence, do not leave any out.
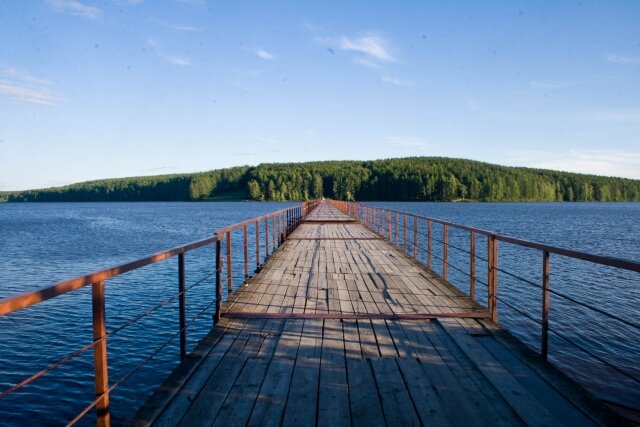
[5,157,640,202]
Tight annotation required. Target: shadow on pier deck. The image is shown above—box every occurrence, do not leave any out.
[131,203,616,426]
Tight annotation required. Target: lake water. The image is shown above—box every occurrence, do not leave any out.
[0,202,638,425]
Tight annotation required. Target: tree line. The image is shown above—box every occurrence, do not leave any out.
[5,157,640,202]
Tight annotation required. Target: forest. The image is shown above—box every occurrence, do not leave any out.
[5,157,640,202]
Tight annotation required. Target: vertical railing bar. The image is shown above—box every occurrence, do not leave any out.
[443,225,448,280]
[387,211,391,241]
[488,235,493,314]
[243,225,248,279]
[265,217,269,258]
[91,279,110,427]
[214,237,221,323]
[395,212,399,245]
[488,235,499,323]
[541,251,550,359]
[403,213,407,253]
[226,231,232,294]
[470,231,476,300]
[413,216,418,259]
[178,252,186,361]
[427,220,432,270]
[255,221,260,271]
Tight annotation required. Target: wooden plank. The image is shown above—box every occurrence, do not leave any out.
[435,320,559,426]
[212,357,271,427]
[419,320,518,426]
[346,358,385,427]
[370,357,421,426]
[282,319,323,427]
[396,356,450,426]
[317,319,350,426]
[176,355,246,427]
[397,320,491,426]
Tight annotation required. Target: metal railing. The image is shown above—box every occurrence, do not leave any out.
[328,200,640,386]
[0,200,319,427]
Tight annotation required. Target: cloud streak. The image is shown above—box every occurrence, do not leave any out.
[148,39,193,66]
[0,67,62,106]
[254,49,275,60]
[48,0,101,19]
[604,54,639,65]
[509,149,640,179]
[380,75,412,86]
[339,34,395,62]
[0,83,60,106]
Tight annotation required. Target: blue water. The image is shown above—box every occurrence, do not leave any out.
[0,202,638,424]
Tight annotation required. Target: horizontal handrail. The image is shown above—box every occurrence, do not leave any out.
[0,200,320,427]
[361,206,640,273]
[0,237,217,316]
[329,199,640,396]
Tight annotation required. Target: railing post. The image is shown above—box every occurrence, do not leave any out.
[272,216,276,251]
[178,253,186,360]
[91,279,110,427]
[488,235,499,323]
[373,208,377,233]
[215,237,221,323]
[255,221,260,270]
[226,231,232,294]
[443,225,448,280]
[541,251,550,359]
[265,217,269,257]
[427,220,432,270]
[243,225,248,279]
[470,231,476,299]
[387,211,391,241]
[413,216,418,259]
[403,214,407,253]
[395,212,399,245]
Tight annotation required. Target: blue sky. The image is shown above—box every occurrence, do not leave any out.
[1,1,639,190]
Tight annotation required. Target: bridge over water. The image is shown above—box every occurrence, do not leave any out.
[1,200,637,426]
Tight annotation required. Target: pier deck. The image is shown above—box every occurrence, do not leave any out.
[132,203,608,426]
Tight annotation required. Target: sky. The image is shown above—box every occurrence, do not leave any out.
[0,1,639,191]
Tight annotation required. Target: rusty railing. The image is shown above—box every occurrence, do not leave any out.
[0,200,319,427]
[327,200,640,383]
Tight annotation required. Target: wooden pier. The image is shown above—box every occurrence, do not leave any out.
[131,202,612,426]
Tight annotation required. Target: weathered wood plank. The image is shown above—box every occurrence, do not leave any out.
[346,358,384,427]
[370,357,421,426]
[317,319,350,427]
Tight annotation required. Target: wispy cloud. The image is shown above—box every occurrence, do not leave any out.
[339,34,396,62]
[604,54,639,65]
[147,39,193,66]
[0,83,59,106]
[380,75,412,86]
[151,19,200,32]
[255,49,275,60]
[315,32,397,67]
[48,0,101,19]
[508,149,640,179]
[386,136,429,152]
[162,55,192,66]
[0,67,62,106]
